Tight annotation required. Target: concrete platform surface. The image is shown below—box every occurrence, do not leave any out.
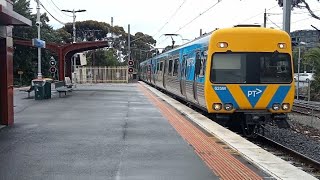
[143,82,317,180]
[0,84,217,180]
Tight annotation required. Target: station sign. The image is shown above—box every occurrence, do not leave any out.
[32,38,46,48]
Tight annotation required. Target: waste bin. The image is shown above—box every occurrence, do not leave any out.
[32,78,52,100]
[43,78,52,99]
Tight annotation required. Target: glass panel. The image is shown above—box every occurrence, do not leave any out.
[168,60,173,75]
[173,58,179,76]
[211,52,292,84]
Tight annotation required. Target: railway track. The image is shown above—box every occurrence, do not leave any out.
[293,101,320,118]
[253,134,320,178]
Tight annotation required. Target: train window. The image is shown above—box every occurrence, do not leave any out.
[182,55,187,77]
[211,52,292,84]
[157,62,160,72]
[200,50,207,77]
[160,62,163,71]
[211,54,243,83]
[195,52,201,76]
[168,60,173,75]
[173,58,179,76]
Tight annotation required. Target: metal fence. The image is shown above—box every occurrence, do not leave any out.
[75,66,128,84]
[295,80,312,101]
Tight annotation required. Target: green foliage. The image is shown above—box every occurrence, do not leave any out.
[12,0,67,85]
[86,49,122,67]
[303,48,320,100]
[12,1,156,85]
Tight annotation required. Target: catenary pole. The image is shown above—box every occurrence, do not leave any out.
[283,0,291,33]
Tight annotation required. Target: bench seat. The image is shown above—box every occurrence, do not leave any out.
[19,86,34,98]
[55,81,73,97]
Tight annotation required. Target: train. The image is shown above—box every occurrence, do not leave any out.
[139,25,294,136]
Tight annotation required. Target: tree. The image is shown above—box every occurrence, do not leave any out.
[12,0,68,85]
[302,48,320,100]
[86,49,122,67]
[278,0,320,20]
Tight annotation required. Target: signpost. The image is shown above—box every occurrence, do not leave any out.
[32,38,46,48]
[18,71,23,86]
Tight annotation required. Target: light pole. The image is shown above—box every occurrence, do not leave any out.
[61,9,86,85]
[36,0,42,79]
[61,9,86,43]
[297,41,306,100]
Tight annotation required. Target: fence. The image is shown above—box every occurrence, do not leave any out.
[295,80,312,101]
[75,66,128,84]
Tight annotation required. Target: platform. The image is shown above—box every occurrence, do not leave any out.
[0,83,313,179]
[1,84,216,179]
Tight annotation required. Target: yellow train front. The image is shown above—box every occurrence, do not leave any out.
[204,26,294,134]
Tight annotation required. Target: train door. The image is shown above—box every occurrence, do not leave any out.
[180,55,187,97]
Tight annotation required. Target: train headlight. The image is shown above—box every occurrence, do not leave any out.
[213,103,222,111]
[217,42,228,48]
[224,103,233,111]
[272,103,281,111]
[278,43,286,49]
[282,103,290,110]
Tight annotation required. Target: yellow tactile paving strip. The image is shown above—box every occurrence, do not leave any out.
[139,84,262,180]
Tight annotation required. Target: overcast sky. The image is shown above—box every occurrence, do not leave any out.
[30,0,320,47]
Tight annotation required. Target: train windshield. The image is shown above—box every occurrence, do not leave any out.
[210,52,292,84]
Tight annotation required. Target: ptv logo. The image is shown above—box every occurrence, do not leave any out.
[240,86,267,107]
[247,88,263,97]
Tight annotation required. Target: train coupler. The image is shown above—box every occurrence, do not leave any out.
[272,114,290,129]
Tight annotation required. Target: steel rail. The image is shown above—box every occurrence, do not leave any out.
[256,134,320,176]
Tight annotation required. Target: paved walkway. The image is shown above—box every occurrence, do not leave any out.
[0,84,217,180]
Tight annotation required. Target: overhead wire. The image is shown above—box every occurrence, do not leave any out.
[42,0,72,23]
[153,0,187,38]
[48,0,73,17]
[292,9,320,14]
[39,0,66,25]
[174,0,221,34]
[157,0,222,47]
[267,17,282,29]
[268,9,320,16]
[240,4,278,23]
[292,16,314,24]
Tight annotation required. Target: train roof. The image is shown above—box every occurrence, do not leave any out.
[141,26,289,63]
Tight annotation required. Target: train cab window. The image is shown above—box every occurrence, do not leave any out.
[168,60,173,75]
[211,54,244,83]
[211,52,292,84]
[259,53,292,83]
[173,58,179,76]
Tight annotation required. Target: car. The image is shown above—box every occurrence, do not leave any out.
[294,73,314,82]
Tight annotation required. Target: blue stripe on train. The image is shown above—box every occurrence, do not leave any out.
[267,86,291,108]
[212,86,239,108]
